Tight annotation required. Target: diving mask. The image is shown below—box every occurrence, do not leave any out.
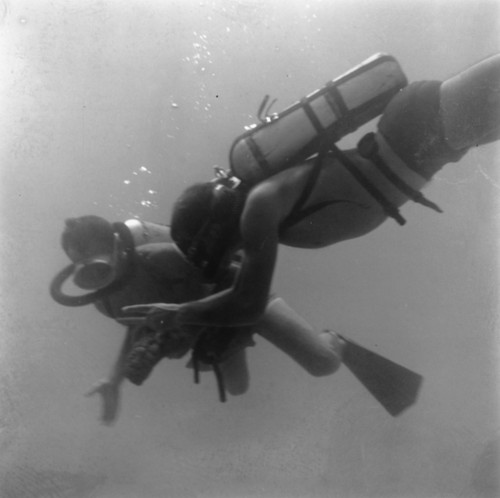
[72,234,121,290]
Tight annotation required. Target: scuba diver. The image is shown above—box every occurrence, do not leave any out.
[52,215,422,422]
[121,54,500,348]
[51,215,347,423]
[53,215,210,423]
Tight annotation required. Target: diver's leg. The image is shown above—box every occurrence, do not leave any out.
[255,297,343,377]
[219,348,249,395]
[441,53,500,149]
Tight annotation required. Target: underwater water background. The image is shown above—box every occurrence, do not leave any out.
[1,0,499,496]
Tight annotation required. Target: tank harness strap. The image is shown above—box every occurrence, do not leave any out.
[277,97,329,233]
[324,82,349,119]
[357,132,443,213]
[329,144,407,225]
[279,142,328,232]
[192,356,227,403]
[279,143,362,234]
[192,348,201,384]
[246,135,272,176]
[323,82,358,137]
[301,97,330,140]
[212,362,227,403]
[191,332,228,403]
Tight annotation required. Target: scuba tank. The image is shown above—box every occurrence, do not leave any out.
[50,219,172,307]
[229,53,408,186]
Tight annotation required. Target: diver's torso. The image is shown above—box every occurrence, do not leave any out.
[95,243,207,318]
[275,136,430,248]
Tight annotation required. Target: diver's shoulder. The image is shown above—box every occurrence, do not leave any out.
[135,241,174,257]
[135,242,201,279]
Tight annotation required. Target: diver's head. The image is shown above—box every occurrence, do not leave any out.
[61,216,124,290]
[170,183,215,255]
[170,182,244,279]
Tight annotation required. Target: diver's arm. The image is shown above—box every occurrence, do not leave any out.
[108,326,136,384]
[175,181,292,328]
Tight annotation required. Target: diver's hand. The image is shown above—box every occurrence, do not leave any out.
[119,303,204,353]
[118,303,180,332]
[86,379,121,426]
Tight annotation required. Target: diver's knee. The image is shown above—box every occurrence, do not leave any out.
[306,355,342,377]
[307,330,345,377]
[305,348,342,377]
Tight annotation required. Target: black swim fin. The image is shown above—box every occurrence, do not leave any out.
[338,335,423,417]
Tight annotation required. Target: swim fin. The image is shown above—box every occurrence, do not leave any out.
[338,335,423,417]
